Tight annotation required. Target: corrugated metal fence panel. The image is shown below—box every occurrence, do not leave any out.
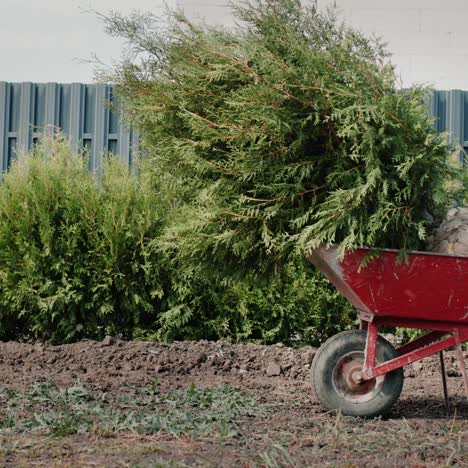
[431,90,467,161]
[0,82,136,173]
[1,83,467,172]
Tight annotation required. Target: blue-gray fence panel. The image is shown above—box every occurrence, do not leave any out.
[0,82,137,173]
[431,90,467,160]
[0,83,467,173]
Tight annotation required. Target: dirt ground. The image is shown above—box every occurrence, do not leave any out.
[0,338,467,467]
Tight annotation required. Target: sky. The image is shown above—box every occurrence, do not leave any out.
[0,0,175,83]
[2,0,468,89]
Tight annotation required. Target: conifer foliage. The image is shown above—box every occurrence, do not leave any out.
[0,137,166,343]
[104,0,453,269]
[0,136,353,345]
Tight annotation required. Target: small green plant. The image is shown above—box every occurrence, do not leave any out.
[0,383,267,438]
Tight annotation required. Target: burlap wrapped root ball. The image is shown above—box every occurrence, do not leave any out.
[431,208,468,255]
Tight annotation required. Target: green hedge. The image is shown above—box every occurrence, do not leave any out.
[0,137,165,342]
[145,255,354,345]
[0,136,353,345]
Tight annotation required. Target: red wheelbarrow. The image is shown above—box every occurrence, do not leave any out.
[307,245,468,417]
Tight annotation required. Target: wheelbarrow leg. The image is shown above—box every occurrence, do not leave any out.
[454,329,468,400]
[438,351,449,412]
[455,345,468,399]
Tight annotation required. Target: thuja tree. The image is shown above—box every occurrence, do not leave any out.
[0,136,167,343]
[96,0,455,344]
[103,0,454,272]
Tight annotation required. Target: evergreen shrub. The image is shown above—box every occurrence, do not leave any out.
[0,136,165,343]
[144,255,354,345]
[104,0,455,272]
[0,136,352,345]
[91,0,458,344]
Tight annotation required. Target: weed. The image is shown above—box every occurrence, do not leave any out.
[0,383,268,440]
[262,412,468,466]
[0,435,18,458]
[259,443,296,468]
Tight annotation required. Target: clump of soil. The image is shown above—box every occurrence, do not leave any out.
[0,339,316,392]
[0,338,467,467]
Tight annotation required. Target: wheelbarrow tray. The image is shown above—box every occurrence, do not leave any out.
[306,245,468,417]
[307,245,468,324]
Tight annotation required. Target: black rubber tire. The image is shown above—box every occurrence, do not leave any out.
[311,330,404,418]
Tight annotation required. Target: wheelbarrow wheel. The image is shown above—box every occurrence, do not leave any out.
[311,330,403,417]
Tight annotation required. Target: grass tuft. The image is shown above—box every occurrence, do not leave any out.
[0,382,268,439]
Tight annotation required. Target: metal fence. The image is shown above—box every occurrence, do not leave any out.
[1,83,468,174]
[430,90,468,156]
[0,82,137,174]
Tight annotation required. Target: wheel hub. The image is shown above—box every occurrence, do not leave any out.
[332,351,385,404]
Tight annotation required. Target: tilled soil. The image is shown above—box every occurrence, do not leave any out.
[0,338,467,467]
